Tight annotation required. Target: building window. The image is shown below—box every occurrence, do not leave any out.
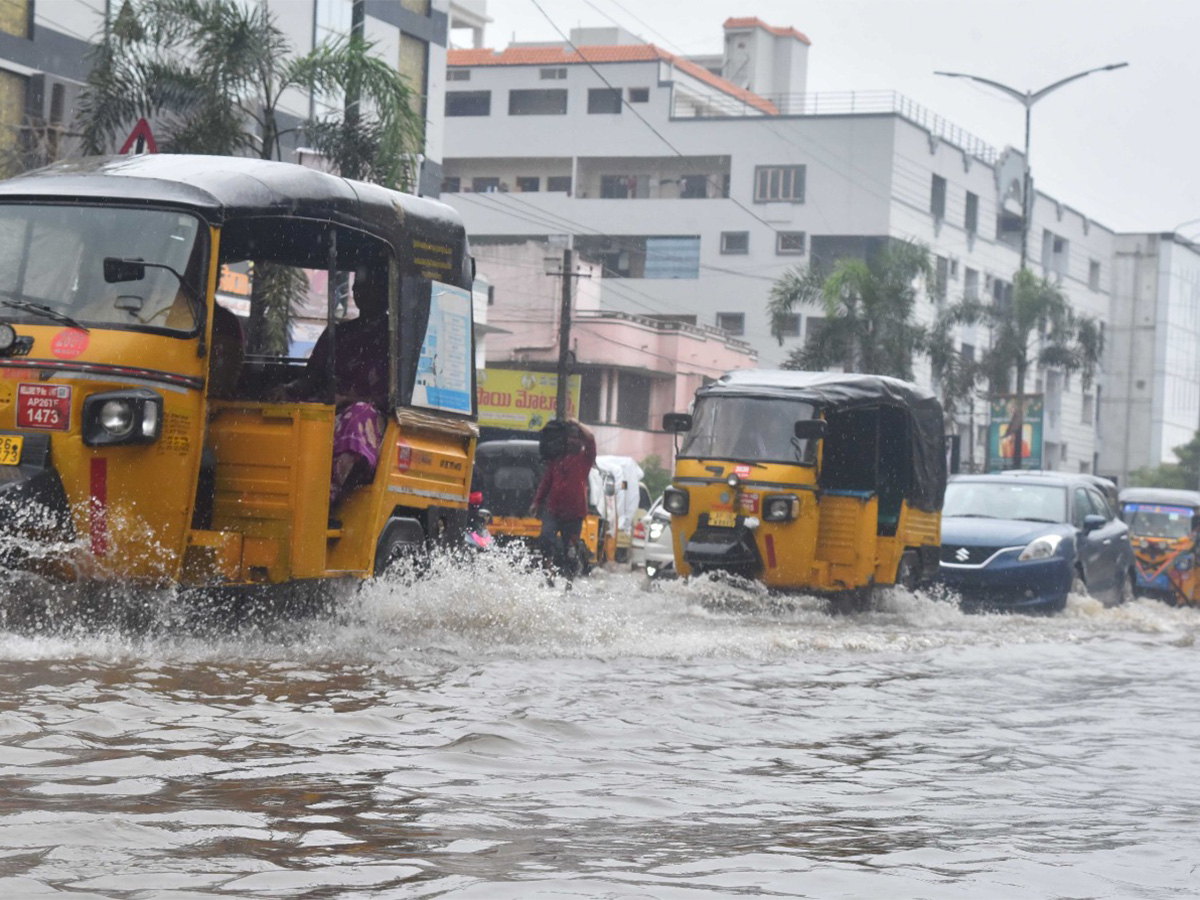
[776,231,806,255]
[587,88,622,114]
[1082,392,1095,424]
[539,67,567,80]
[961,342,975,362]
[806,316,826,342]
[576,235,699,279]
[0,0,31,38]
[546,176,572,193]
[931,175,947,219]
[935,255,949,301]
[509,89,568,115]
[447,69,470,82]
[516,176,540,192]
[776,313,801,338]
[617,372,652,428]
[965,191,978,234]
[601,174,647,199]
[441,176,461,193]
[398,32,429,117]
[754,165,805,203]
[445,90,490,116]
[628,87,649,103]
[680,174,709,199]
[487,285,495,306]
[964,267,979,300]
[400,0,430,13]
[1089,259,1101,291]
[471,177,500,193]
[0,69,27,165]
[721,231,749,254]
[716,312,745,335]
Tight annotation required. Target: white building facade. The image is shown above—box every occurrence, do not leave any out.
[1101,233,1200,484]
[441,16,1118,474]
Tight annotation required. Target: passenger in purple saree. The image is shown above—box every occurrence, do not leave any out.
[290,270,390,506]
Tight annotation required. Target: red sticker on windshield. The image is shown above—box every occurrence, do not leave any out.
[51,329,89,360]
[17,383,72,431]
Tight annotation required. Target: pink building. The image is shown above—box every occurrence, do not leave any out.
[475,240,757,461]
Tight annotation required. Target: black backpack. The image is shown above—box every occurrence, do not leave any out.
[539,420,569,460]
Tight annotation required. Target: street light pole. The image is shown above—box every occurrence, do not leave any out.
[935,63,1128,271]
[935,62,1127,472]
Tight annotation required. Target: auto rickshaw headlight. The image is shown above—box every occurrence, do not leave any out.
[726,473,741,490]
[0,323,15,352]
[100,400,134,437]
[663,486,689,515]
[83,390,164,446]
[762,493,800,522]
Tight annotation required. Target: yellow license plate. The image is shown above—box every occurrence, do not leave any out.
[709,510,737,528]
[0,435,22,466]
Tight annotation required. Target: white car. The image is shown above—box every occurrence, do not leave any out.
[631,498,675,579]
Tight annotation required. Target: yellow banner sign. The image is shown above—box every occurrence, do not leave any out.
[477,369,581,431]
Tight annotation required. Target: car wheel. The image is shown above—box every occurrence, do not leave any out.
[1118,568,1135,606]
[895,550,921,591]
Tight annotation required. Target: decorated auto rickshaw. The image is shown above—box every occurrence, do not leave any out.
[472,438,614,566]
[1118,487,1200,605]
[0,154,476,592]
[661,370,945,592]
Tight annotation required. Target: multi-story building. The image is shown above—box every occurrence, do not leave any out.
[441,15,1118,473]
[1101,233,1200,484]
[0,0,451,193]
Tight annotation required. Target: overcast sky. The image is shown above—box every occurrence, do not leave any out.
[463,0,1199,237]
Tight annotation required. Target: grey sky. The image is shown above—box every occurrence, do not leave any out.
[464,0,1199,237]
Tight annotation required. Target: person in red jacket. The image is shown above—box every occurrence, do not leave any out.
[529,418,596,577]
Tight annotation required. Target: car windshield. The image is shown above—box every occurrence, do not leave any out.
[944,480,1067,523]
[0,204,204,335]
[679,396,817,464]
[1124,504,1195,539]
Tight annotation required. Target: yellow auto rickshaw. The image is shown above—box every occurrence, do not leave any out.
[472,438,614,567]
[0,154,477,592]
[1118,487,1200,605]
[661,371,945,592]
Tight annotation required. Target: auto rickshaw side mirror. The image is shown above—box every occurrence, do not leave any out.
[104,257,147,283]
[794,419,828,441]
[662,412,692,433]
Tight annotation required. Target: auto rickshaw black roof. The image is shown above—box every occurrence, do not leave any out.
[1118,487,1200,508]
[696,370,947,511]
[0,154,471,286]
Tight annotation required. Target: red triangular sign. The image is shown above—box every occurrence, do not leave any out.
[119,118,158,154]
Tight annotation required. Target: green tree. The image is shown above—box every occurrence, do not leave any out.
[767,240,934,381]
[939,268,1102,467]
[1129,431,1200,489]
[639,454,672,501]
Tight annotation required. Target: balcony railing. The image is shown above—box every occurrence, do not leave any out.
[672,89,998,165]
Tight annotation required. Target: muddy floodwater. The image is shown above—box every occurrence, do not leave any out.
[1,553,1198,899]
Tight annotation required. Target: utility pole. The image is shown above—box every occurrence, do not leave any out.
[555,247,573,420]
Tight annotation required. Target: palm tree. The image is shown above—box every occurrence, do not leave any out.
[768,240,934,381]
[938,268,1102,468]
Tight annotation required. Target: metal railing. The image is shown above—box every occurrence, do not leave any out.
[672,89,999,165]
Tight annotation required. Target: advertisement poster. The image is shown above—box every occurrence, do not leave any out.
[987,393,1044,471]
[477,369,581,431]
[412,282,474,414]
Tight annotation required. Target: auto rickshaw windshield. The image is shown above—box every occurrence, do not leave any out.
[1125,504,1196,539]
[679,396,818,464]
[0,204,204,334]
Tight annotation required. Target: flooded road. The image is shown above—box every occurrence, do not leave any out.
[1,554,1198,898]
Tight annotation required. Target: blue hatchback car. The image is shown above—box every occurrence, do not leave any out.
[938,472,1135,613]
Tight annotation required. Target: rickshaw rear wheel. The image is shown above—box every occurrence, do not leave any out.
[374,517,428,579]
